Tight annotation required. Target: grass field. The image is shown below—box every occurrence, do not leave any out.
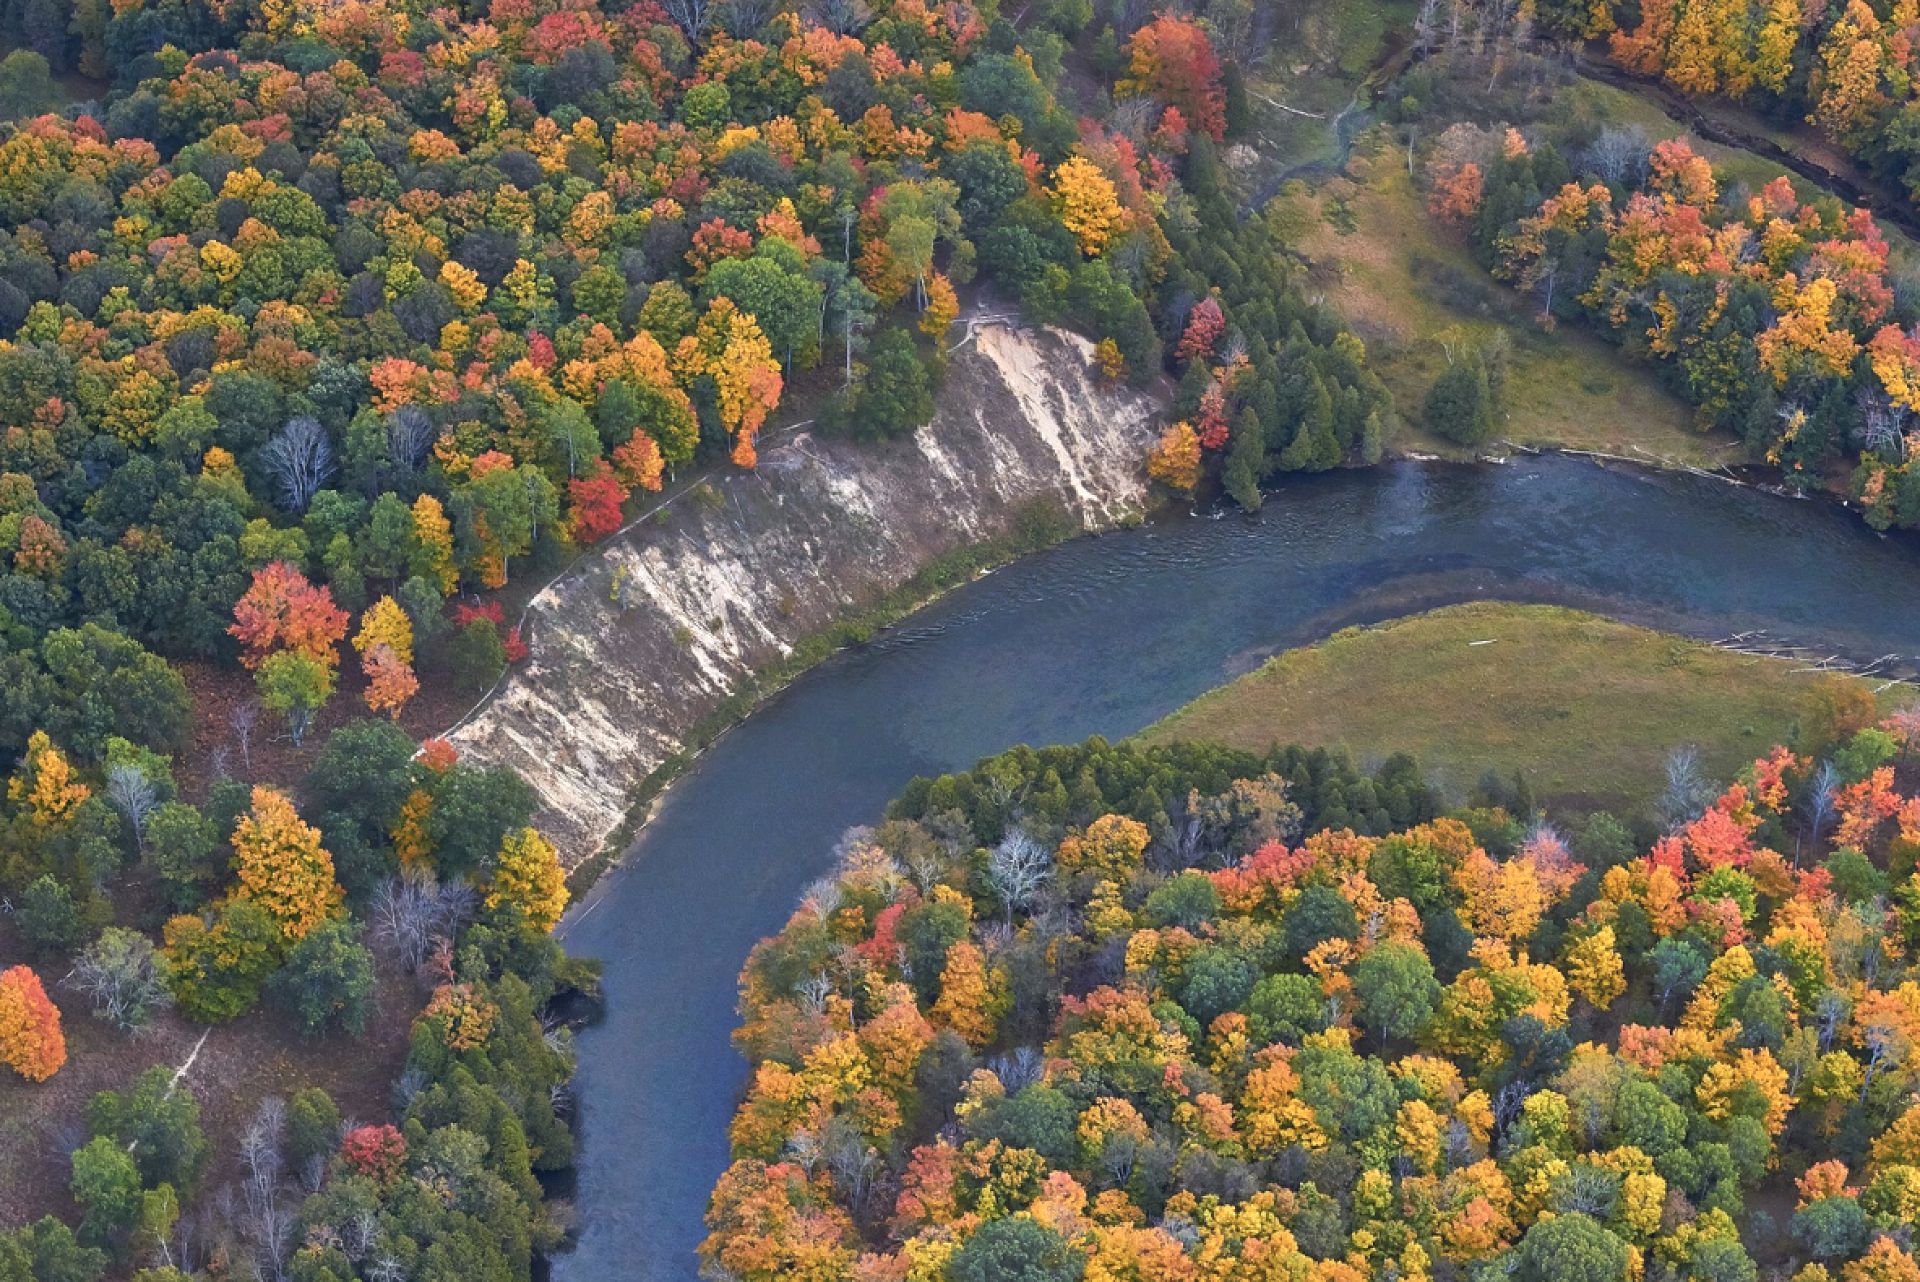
[1139,602,1909,815]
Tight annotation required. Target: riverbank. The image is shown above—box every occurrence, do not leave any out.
[445,321,1164,874]
[553,456,1920,1282]
[1139,601,1912,814]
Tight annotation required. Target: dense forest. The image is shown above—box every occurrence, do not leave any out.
[0,0,1395,805]
[0,0,1410,1273]
[704,716,1920,1281]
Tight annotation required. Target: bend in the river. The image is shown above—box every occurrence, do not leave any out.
[554,456,1920,1282]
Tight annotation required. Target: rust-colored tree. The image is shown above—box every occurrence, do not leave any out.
[229,561,349,670]
[0,965,65,1081]
[1119,14,1226,141]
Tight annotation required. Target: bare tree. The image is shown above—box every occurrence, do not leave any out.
[261,416,337,513]
[1816,990,1849,1053]
[1857,386,1910,459]
[1658,746,1714,831]
[986,826,1051,923]
[68,927,171,1030]
[386,406,434,477]
[989,1046,1044,1091]
[239,1098,292,1282]
[821,1115,883,1219]
[660,0,714,40]
[805,0,871,33]
[1413,0,1442,54]
[370,871,477,971]
[228,700,260,774]
[105,762,160,855]
[1582,126,1651,189]
[1805,759,1842,860]
[720,0,778,35]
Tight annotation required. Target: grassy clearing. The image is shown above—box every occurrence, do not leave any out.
[1281,143,1733,466]
[1139,602,1910,815]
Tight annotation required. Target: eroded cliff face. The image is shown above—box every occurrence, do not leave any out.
[444,322,1165,864]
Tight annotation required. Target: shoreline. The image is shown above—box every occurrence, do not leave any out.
[548,437,1895,916]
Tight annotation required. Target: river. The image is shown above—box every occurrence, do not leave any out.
[553,456,1920,1281]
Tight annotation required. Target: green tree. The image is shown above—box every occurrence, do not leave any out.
[69,1138,142,1249]
[949,1217,1086,1282]
[1424,353,1499,447]
[1351,941,1439,1045]
[448,617,508,694]
[425,764,537,881]
[255,650,333,746]
[16,875,86,957]
[1514,1212,1631,1282]
[267,917,375,1036]
[836,326,936,440]
[88,1066,207,1195]
[1792,1197,1869,1261]
[0,50,57,119]
[144,802,219,912]
[304,718,418,849]
[702,245,825,369]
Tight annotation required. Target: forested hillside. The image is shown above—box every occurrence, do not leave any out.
[0,0,1394,800]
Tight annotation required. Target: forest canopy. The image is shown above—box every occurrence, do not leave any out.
[704,721,1920,1282]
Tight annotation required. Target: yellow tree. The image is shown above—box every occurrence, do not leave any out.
[1810,1,1891,149]
[1051,157,1124,256]
[487,827,569,932]
[7,731,88,829]
[920,272,959,338]
[231,786,343,942]
[1146,421,1203,493]
[1454,848,1547,943]
[1563,925,1626,1010]
[931,940,999,1047]
[1057,814,1151,880]
[353,596,415,668]
[409,494,458,595]
[682,300,783,468]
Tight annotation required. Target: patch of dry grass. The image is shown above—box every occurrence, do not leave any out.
[1139,603,1910,813]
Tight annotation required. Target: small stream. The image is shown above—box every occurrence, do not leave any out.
[553,456,1920,1282]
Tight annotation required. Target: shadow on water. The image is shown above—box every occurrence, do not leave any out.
[553,456,1920,1282]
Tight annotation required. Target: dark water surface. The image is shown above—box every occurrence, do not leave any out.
[555,457,1920,1281]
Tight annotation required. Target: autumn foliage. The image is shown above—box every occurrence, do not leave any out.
[1450,124,1920,523]
[229,562,350,671]
[230,785,344,942]
[705,732,1920,1281]
[1119,14,1227,142]
[0,965,64,1081]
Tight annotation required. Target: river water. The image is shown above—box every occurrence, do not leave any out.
[554,456,1920,1281]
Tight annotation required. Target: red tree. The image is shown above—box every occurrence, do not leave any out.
[567,468,630,544]
[229,561,350,670]
[1177,297,1225,363]
[341,1124,408,1183]
[1121,15,1227,142]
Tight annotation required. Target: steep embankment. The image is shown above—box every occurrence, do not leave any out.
[445,322,1164,865]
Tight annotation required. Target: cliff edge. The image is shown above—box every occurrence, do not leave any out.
[444,321,1166,865]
